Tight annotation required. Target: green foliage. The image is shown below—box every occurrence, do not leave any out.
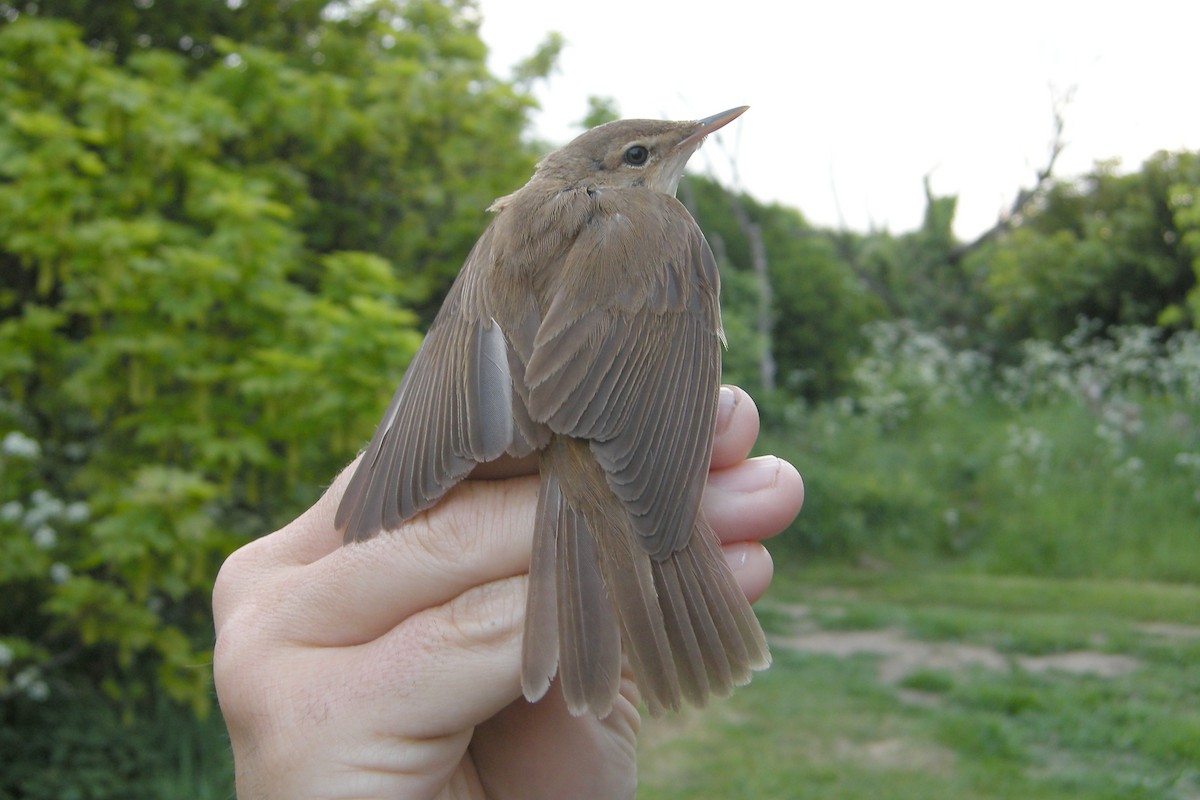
[819,152,1200,358]
[2,0,332,64]
[579,95,620,129]
[510,29,564,89]
[824,179,986,340]
[0,5,550,794]
[1170,173,1200,324]
[765,320,1200,579]
[972,152,1200,341]
[684,176,880,401]
[0,685,233,800]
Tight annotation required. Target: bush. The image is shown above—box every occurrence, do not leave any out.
[769,320,1200,580]
[0,686,232,800]
[0,6,549,794]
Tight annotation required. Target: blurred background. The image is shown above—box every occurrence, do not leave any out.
[0,1,1197,797]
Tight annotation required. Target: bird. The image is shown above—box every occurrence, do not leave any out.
[334,106,769,718]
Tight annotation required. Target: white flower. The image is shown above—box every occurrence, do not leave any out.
[64,501,90,523]
[0,501,22,522]
[1,431,40,459]
[32,526,57,550]
[26,680,50,702]
[49,563,71,584]
[23,493,64,529]
[13,667,38,691]
[14,668,50,701]
[1174,452,1200,470]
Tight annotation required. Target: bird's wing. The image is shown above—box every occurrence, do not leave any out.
[520,193,724,560]
[335,226,519,543]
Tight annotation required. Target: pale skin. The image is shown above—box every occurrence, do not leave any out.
[212,385,805,799]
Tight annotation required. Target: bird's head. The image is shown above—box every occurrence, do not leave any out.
[533,106,748,196]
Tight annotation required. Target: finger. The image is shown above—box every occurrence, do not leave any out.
[229,446,540,580]
[262,476,540,645]
[723,542,774,603]
[705,456,804,544]
[348,573,529,738]
[212,459,363,629]
[711,385,759,470]
[216,573,531,790]
[266,453,802,647]
[224,385,780,642]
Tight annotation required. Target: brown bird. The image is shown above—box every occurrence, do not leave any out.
[335,106,769,718]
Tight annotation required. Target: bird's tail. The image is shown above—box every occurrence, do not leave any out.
[520,437,770,718]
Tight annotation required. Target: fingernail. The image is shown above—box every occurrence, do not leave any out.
[715,386,739,436]
[723,543,750,571]
[711,456,780,493]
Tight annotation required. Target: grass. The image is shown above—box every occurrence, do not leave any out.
[638,566,1200,799]
[763,394,1200,583]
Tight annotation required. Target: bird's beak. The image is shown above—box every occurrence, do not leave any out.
[675,106,749,152]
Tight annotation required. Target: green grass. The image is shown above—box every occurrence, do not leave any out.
[638,567,1200,799]
[763,395,1200,582]
[641,390,1200,798]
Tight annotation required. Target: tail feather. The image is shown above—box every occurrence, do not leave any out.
[595,527,681,716]
[651,554,710,706]
[685,523,770,684]
[520,471,563,704]
[554,494,623,717]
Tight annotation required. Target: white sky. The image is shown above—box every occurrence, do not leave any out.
[475,0,1200,240]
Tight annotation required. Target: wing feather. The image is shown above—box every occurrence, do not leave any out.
[336,228,517,543]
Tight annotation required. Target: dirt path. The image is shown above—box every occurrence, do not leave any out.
[770,603,1144,685]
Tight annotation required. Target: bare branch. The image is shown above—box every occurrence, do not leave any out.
[948,86,1074,263]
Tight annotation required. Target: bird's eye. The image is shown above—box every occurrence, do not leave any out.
[624,145,649,166]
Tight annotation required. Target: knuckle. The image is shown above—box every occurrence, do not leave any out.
[444,577,526,650]
[399,481,534,574]
[392,576,525,666]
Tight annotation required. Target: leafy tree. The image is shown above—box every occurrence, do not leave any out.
[5,0,384,66]
[971,151,1200,342]
[1173,173,1200,325]
[579,95,620,129]
[825,179,990,339]
[682,176,879,402]
[0,3,552,793]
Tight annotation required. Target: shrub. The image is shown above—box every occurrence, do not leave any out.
[771,320,1200,580]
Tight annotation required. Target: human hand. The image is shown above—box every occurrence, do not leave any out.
[212,385,804,799]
